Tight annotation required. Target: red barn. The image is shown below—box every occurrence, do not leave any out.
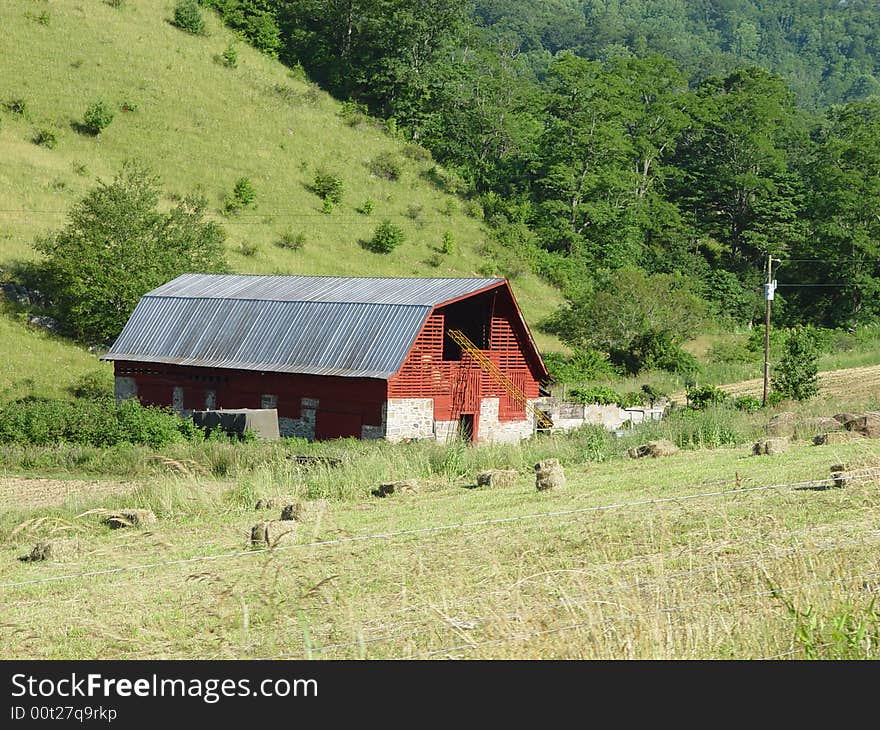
[102,274,550,443]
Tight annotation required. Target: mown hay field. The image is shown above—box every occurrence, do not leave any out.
[2,430,879,660]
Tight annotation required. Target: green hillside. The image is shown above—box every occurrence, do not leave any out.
[0,0,564,399]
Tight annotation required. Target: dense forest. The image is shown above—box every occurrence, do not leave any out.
[199,0,880,374]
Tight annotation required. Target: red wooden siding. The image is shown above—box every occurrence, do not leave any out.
[388,286,541,425]
[115,362,387,433]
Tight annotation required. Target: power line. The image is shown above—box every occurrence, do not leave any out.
[3,470,878,591]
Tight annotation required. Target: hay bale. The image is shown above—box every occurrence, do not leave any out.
[830,457,880,488]
[25,537,84,563]
[534,459,565,491]
[833,412,859,425]
[280,499,329,522]
[255,495,294,510]
[376,480,420,497]
[752,437,789,456]
[102,508,157,529]
[765,412,797,436]
[800,417,842,433]
[628,440,679,459]
[844,413,880,438]
[250,520,297,547]
[813,431,864,446]
[475,469,518,488]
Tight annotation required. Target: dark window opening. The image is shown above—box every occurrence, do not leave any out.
[442,295,491,360]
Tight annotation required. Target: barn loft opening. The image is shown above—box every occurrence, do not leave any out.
[441,292,492,360]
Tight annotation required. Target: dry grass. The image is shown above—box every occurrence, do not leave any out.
[1,436,879,660]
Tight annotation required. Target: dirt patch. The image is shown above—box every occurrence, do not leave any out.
[0,477,138,510]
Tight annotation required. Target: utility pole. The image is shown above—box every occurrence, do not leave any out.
[762,255,778,407]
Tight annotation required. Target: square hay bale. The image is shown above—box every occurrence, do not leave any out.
[765,412,796,437]
[24,537,85,563]
[375,480,420,497]
[830,457,880,488]
[813,431,864,446]
[250,520,297,547]
[475,469,518,488]
[101,508,157,529]
[628,440,679,459]
[752,438,789,456]
[255,495,294,510]
[844,414,880,439]
[534,459,565,491]
[280,499,329,522]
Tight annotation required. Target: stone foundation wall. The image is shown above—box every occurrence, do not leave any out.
[536,397,665,432]
[386,398,435,442]
[361,403,386,440]
[476,397,536,444]
[279,397,318,440]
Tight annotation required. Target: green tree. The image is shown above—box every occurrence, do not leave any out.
[34,163,228,343]
[172,0,205,35]
[772,327,819,401]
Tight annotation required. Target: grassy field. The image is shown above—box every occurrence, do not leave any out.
[2,399,879,660]
[0,0,565,400]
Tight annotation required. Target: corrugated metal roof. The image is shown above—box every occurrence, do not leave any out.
[103,274,505,379]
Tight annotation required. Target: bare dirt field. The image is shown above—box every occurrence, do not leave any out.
[0,477,138,509]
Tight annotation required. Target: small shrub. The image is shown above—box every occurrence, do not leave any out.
[772,326,820,401]
[369,152,402,181]
[120,99,139,113]
[237,241,259,257]
[81,100,114,135]
[26,11,50,25]
[619,391,646,408]
[568,386,621,406]
[405,203,423,220]
[440,231,455,254]
[224,177,256,214]
[321,199,334,214]
[338,100,369,127]
[425,252,443,267]
[275,230,305,250]
[69,370,113,400]
[640,384,667,406]
[4,98,27,116]
[105,0,125,8]
[71,161,88,176]
[357,199,375,215]
[463,199,483,219]
[365,220,405,254]
[311,171,343,204]
[687,384,730,410]
[543,349,613,384]
[171,0,205,35]
[32,127,57,149]
[733,395,762,412]
[441,199,457,216]
[402,144,432,163]
[708,338,754,364]
[219,43,238,68]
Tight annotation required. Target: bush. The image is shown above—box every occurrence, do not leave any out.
[237,241,259,257]
[619,391,646,408]
[733,395,762,412]
[311,171,343,204]
[440,231,455,254]
[69,370,113,400]
[4,98,28,116]
[357,199,375,215]
[32,127,57,149]
[219,43,238,68]
[687,384,730,410]
[569,386,621,405]
[543,349,612,384]
[224,176,256,214]
[275,230,305,250]
[369,152,402,181]
[406,203,423,220]
[365,220,405,254]
[33,162,227,343]
[772,327,820,401]
[171,0,205,35]
[0,397,196,448]
[81,100,114,135]
[640,384,667,406]
[708,338,754,364]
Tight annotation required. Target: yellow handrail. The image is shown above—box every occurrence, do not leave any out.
[447,329,552,428]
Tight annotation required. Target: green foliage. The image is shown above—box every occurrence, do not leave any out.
[68,370,113,400]
[365,220,405,254]
[772,327,820,401]
[356,199,375,215]
[543,348,612,384]
[219,43,238,68]
[733,395,763,412]
[237,241,259,257]
[0,397,197,448]
[171,0,205,36]
[708,338,754,365]
[687,384,730,410]
[81,99,115,136]
[568,386,621,406]
[440,231,455,254]
[275,230,305,250]
[640,384,667,406]
[311,171,343,204]
[4,98,28,116]
[33,162,227,343]
[224,176,256,214]
[369,152,402,181]
[619,391,646,408]
[32,127,57,149]
[202,0,281,56]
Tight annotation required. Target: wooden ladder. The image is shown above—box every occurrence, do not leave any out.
[447,329,552,428]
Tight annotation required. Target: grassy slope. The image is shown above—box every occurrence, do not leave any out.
[0,0,564,399]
